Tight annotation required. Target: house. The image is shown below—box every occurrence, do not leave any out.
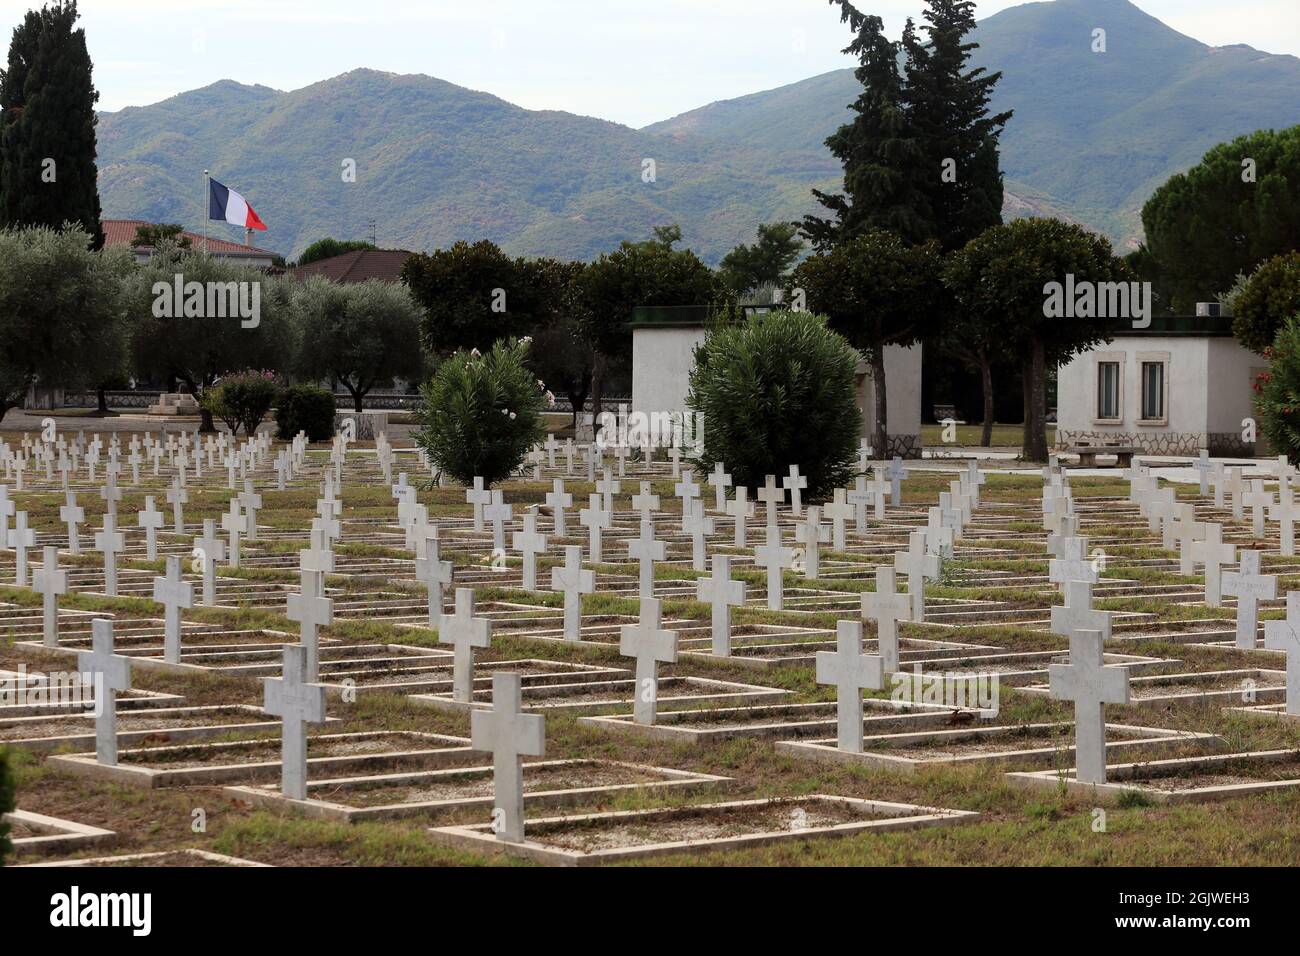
[630,305,924,458]
[102,219,279,268]
[288,249,413,283]
[1055,315,1263,457]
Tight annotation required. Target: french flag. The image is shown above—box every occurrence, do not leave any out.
[208,178,267,231]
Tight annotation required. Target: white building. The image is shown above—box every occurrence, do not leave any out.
[1056,316,1263,456]
[630,306,924,458]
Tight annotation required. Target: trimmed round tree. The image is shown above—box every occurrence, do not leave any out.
[416,338,547,486]
[687,309,861,498]
[1253,316,1300,463]
[1231,252,1300,354]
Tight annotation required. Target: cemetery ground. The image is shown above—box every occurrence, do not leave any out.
[1,422,1299,870]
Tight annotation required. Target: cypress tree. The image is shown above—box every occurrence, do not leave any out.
[0,1,104,247]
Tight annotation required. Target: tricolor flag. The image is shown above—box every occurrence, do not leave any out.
[208,178,267,231]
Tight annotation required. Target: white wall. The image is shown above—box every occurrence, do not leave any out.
[1208,338,1266,434]
[857,344,923,437]
[631,325,708,418]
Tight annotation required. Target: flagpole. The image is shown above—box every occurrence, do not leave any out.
[202,169,210,255]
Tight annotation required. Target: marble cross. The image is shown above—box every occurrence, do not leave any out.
[886,457,908,506]
[221,499,248,568]
[1191,450,1214,495]
[439,588,492,702]
[1222,550,1276,650]
[757,475,785,527]
[550,545,594,642]
[619,597,678,725]
[824,489,853,551]
[11,511,35,587]
[137,496,166,562]
[631,481,660,521]
[195,518,226,606]
[78,619,132,766]
[674,470,701,528]
[627,517,666,599]
[783,465,808,516]
[1224,468,1247,521]
[697,553,744,657]
[595,469,620,512]
[846,477,872,531]
[794,506,830,579]
[484,491,513,553]
[93,513,125,596]
[708,462,732,512]
[861,566,911,673]
[415,537,453,627]
[728,487,751,547]
[1050,579,1112,641]
[1243,480,1273,537]
[681,499,714,572]
[1173,504,1206,575]
[263,644,328,800]
[466,476,491,532]
[471,671,544,844]
[1190,522,1235,607]
[816,619,884,753]
[578,493,611,563]
[894,530,939,621]
[544,479,572,536]
[166,478,188,535]
[238,480,263,541]
[33,546,67,648]
[287,563,334,682]
[151,555,194,664]
[755,524,795,611]
[511,511,548,591]
[1269,490,1297,557]
[1048,630,1129,785]
[1263,591,1300,716]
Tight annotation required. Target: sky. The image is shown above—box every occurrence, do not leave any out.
[3,0,1298,128]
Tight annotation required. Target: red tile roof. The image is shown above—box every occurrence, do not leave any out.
[289,249,413,283]
[101,219,278,257]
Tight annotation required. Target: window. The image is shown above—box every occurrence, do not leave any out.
[1097,362,1120,420]
[1140,361,1165,421]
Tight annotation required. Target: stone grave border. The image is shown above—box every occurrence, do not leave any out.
[4,809,116,854]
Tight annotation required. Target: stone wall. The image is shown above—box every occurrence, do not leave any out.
[887,433,923,460]
[1056,429,1256,457]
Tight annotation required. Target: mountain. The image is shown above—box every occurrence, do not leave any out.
[95,0,1300,261]
[647,0,1300,250]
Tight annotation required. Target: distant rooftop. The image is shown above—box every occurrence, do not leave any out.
[289,249,414,284]
[102,219,279,258]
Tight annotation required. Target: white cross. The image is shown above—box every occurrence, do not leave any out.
[1173,504,1205,575]
[794,506,830,579]
[93,514,125,596]
[1244,480,1273,537]
[886,457,909,506]
[754,524,795,611]
[470,671,545,844]
[11,510,35,587]
[550,545,594,642]
[287,566,334,682]
[679,499,715,573]
[99,480,123,519]
[1264,592,1300,716]
[579,494,611,563]
[857,439,872,473]
[195,518,226,606]
[263,644,328,800]
[1050,579,1111,642]
[484,491,513,552]
[962,461,986,508]
[708,462,732,512]
[439,588,492,702]
[33,546,68,648]
[1224,467,1248,520]
[631,481,660,520]
[728,487,751,547]
[816,619,884,753]
[666,445,683,479]
[544,434,559,468]
[894,530,939,621]
[166,478,188,534]
[1190,522,1236,607]
[924,506,956,558]
[221,499,248,568]
[861,566,911,673]
[1222,550,1276,650]
[824,489,853,551]
[846,477,872,531]
[78,619,132,766]
[466,476,492,532]
[1270,491,1297,557]
[783,465,807,516]
[544,479,572,536]
[697,553,744,657]
[415,536,453,627]
[674,470,701,527]
[757,475,785,527]
[238,480,263,541]
[0,485,13,548]
[137,496,166,562]
[619,597,678,725]
[511,511,548,590]
[152,555,194,664]
[595,469,620,513]
[627,517,666,599]
[1192,450,1214,495]
[1049,630,1129,785]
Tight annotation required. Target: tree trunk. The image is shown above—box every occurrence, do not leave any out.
[979,357,995,447]
[870,347,889,458]
[1022,339,1049,461]
[97,387,109,415]
[352,388,364,413]
[590,353,605,437]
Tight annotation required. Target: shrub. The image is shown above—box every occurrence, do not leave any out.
[1232,252,1300,354]
[276,384,337,442]
[687,309,862,497]
[1253,316,1300,462]
[202,370,281,436]
[416,338,548,486]
[0,747,14,866]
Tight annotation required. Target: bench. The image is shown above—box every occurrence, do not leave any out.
[1066,444,1141,468]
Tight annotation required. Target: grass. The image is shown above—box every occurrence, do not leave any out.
[920,422,1058,449]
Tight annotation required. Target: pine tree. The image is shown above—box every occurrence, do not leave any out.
[0,1,104,247]
[803,2,927,250]
[901,0,1012,250]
